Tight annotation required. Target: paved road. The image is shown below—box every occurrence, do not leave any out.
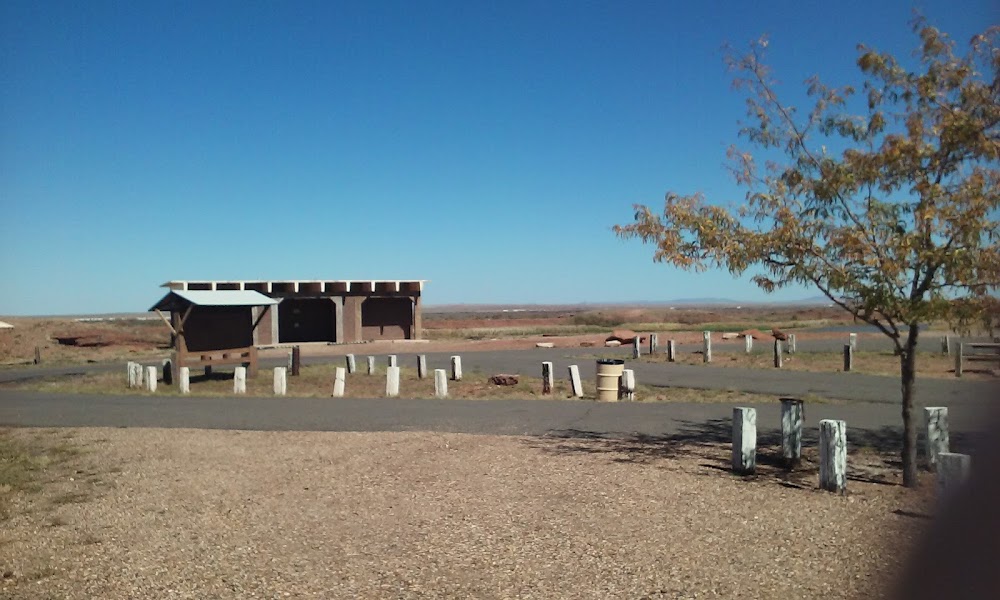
[2,344,997,448]
[0,391,994,449]
[413,347,995,406]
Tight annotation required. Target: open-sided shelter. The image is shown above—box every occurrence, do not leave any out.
[149,289,279,376]
[161,279,426,345]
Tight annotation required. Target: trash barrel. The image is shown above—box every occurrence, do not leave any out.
[596,358,626,401]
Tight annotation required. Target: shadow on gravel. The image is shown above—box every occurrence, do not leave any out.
[526,419,986,490]
[188,371,241,384]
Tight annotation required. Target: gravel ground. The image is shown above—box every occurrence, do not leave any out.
[1,428,934,599]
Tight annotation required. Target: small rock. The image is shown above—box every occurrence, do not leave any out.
[535,342,555,348]
[604,340,622,347]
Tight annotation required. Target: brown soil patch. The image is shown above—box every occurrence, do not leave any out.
[0,317,169,366]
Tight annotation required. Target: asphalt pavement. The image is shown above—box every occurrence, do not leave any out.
[1,344,996,446]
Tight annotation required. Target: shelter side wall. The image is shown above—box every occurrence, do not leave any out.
[183,306,254,352]
[253,305,274,345]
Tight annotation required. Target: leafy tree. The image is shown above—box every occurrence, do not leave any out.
[615,19,999,487]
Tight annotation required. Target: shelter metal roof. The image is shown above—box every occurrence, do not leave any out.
[161,279,425,293]
[149,290,279,312]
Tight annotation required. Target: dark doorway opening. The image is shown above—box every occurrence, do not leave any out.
[278,298,336,343]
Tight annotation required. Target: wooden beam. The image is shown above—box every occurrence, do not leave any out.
[177,304,195,332]
[154,309,178,336]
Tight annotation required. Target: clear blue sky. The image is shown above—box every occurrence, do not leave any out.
[1,1,995,315]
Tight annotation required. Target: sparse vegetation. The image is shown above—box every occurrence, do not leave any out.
[0,430,81,520]
[635,349,974,379]
[3,364,822,404]
[50,490,92,505]
[426,324,609,340]
[425,319,838,341]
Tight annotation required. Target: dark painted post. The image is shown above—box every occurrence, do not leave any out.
[291,345,301,376]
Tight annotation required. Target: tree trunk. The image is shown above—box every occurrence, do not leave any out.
[900,324,920,487]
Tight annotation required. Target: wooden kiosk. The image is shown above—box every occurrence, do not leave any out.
[149,290,278,378]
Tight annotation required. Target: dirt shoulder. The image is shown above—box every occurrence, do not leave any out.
[1,427,934,599]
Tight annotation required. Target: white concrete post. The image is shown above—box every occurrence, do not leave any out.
[849,332,857,351]
[273,367,287,396]
[287,349,294,370]
[126,361,138,388]
[233,366,246,394]
[744,335,753,354]
[774,340,783,368]
[417,355,427,379]
[388,355,397,368]
[941,336,951,356]
[788,334,796,354]
[433,369,448,397]
[541,361,554,394]
[667,340,676,362]
[568,365,583,398]
[333,367,346,397]
[143,366,157,393]
[649,333,658,355]
[843,344,853,372]
[781,398,804,467]
[819,419,847,493]
[924,407,949,470]
[937,452,971,497]
[367,356,377,375]
[450,356,463,381]
[178,367,190,394]
[632,337,641,359]
[954,343,963,378]
[134,362,145,389]
[345,354,356,374]
[732,407,756,475]
[386,366,400,397]
[621,369,636,401]
[702,331,712,363]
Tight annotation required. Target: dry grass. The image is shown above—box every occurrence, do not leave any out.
[0,430,86,521]
[0,317,169,367]
[3,364,829,404]
[424,321,835,341]
[425,324,608,339]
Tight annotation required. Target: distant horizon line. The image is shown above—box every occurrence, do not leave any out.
[0,297,836,319]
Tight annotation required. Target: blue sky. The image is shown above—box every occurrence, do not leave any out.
[1,1,995,315]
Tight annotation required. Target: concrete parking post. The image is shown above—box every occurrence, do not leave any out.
[819,419,847,493]
[568,365,583,398]
[732,407,756,475]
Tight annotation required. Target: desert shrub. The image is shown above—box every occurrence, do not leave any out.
[570,312,627,327]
